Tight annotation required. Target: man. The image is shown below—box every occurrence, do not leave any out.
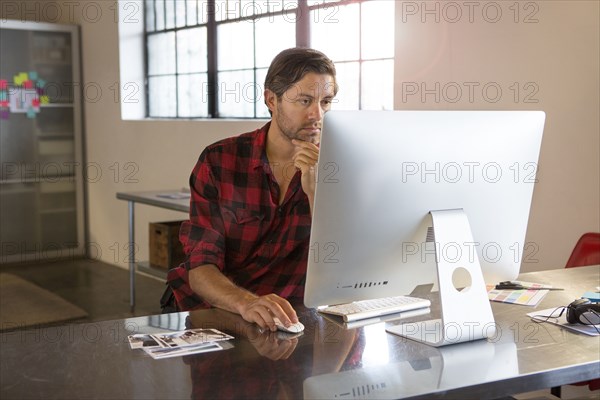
[166,48,337,332]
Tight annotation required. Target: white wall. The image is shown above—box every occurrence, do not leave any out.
[395,1,599,271]
[2,0,598,273]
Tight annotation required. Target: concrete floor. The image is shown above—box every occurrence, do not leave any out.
[1,258,166,323]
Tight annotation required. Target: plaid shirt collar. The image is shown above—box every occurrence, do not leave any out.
[250,121,271,171]
[250,121,302,193]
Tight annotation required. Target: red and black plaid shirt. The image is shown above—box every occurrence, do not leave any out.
[167,123,311,310]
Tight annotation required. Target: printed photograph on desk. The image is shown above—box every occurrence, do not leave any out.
[128,333,161,350]
[128,328,234,351]
[153,328,234,348]
[129,328,234,360]
[144,342,228,360]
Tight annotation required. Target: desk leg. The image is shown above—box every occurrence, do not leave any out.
[128,200,135,312]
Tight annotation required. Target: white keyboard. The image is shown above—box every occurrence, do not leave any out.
[318,295,431,322]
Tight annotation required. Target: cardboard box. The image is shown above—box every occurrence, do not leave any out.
[149,221,186,270]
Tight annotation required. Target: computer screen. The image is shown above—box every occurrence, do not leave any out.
[304,110,545,308]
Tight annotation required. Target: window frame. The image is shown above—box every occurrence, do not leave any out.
[143,0,393,119]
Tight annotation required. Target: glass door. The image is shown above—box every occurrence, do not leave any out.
[0,21,84,263]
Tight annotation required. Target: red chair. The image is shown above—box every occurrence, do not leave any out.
[565,232,600,268]
[552,232,600,397]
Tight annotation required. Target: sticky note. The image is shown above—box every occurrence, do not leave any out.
[29,71,38,80]
[23,80,33,89]
[26,107,36,118]
[1,110,9,120]
[40,95,50,104]
[14,72,28,86]
[0,80,7,89]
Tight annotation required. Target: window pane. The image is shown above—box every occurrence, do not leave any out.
[197,0,208,24]
[310,4,360,62]
[175,0,186,28]
[178,73,209,117]
[213,1,297,22]
[186,0,197,25]
[147,32,176,75]
[148,76,177,117]
[217,21,254,70]
[145,0,155,32]
[255,14,296,68]
[177,27,207,73]
[331,61,359,110]
[165,0,175,29]
[361,60,393,110]
[361,1,394,60]
[268,0,298,13]
[155,0,165,30]
[241,1,261,18]
[218,70,255,118]
[256,67,270,118]
[215,0,239,21]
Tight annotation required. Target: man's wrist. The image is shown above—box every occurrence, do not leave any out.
[234,291,260,316]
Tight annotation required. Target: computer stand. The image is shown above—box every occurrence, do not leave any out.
[386,209,497,347]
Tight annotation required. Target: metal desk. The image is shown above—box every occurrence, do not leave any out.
[116,191,190,311]
[1,266,599,399]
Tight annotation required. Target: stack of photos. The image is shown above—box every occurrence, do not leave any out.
[128,328,234,359]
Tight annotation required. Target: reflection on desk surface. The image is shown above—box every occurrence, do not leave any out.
[179,307,361,399]
[138,308,519,400]
[303,340,517,400]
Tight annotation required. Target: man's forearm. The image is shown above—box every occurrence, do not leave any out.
[188,264,258,315]
[188,264,299,330]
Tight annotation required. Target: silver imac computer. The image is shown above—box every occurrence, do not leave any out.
[304,110,545,346]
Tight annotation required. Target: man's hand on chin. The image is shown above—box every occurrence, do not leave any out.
[291,139,319,203]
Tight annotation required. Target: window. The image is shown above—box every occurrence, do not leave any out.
[144,0,394,118]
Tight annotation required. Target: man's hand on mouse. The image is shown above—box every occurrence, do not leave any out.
[238,293,299,332]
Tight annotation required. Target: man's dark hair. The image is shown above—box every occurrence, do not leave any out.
[264,47,338,113]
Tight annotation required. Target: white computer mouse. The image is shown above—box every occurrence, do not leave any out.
[273,318,305,333]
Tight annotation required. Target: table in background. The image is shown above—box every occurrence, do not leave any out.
[116,190,190,311]
[1,266,599,399]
